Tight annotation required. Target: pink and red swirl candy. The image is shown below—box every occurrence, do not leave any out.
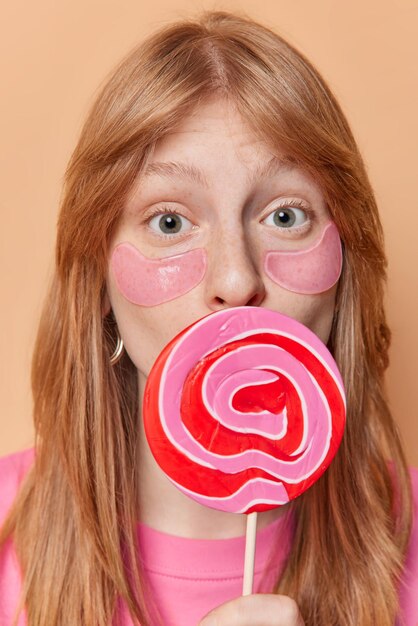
[143,307,346,514]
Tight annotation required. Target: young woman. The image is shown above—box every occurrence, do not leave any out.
[1,10,417,626]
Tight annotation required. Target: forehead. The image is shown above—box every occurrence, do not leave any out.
[141,97,303,190]
[129,96,327,208]
[151,97,276,163]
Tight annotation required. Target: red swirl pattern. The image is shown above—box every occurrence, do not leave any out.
[143,307,346,514]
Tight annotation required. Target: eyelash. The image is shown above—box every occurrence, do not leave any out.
[145,206,193,240]
[144,199,313,239]
[269,198,311,215]
[263,199,313,229]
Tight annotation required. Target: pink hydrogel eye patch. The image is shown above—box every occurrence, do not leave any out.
[264,222,342,295]
[111,243,207,306]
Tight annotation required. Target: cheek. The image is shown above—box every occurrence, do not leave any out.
[264,222,342,295]
[110,243,207,306]
[267,287,336,347]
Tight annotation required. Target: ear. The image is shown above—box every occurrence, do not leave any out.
[102,292,112,318]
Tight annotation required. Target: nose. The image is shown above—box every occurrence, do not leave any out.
[204,229,266,310]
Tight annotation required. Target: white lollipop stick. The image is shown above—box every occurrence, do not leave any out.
[242,512,258,595]
[143,307,346,597]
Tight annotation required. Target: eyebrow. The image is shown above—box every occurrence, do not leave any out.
[141,156,295,188]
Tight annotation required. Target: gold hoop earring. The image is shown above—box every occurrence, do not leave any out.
[110,326,124,366]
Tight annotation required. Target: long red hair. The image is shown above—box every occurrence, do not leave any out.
[1,10,412,625]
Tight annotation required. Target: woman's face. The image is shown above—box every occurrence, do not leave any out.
[106,97,339,382]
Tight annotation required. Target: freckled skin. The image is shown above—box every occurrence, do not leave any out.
[104,96,339,543]
[110,222,341,306]
[106,98,338,376]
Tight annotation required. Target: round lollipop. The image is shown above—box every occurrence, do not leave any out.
[143,306,346,514]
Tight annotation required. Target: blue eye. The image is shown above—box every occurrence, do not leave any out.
[263,206,308,229]
[149,212,193,235]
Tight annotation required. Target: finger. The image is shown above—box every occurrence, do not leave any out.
[198,593,305,626]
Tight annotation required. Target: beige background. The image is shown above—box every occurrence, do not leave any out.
[1,0,417,464]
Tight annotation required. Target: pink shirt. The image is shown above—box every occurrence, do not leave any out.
[1,448,417,625]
